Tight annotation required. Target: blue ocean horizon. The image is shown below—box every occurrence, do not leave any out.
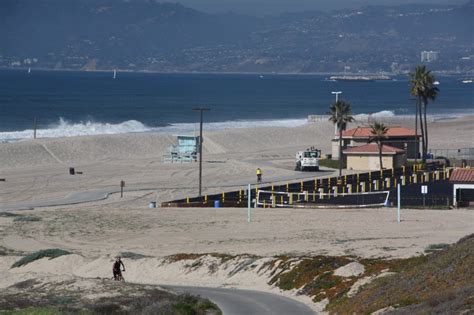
[0,69,472,140]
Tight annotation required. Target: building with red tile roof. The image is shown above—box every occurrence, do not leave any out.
[450,168,474,207]
[343,143,407,171]
[332,126,420,160]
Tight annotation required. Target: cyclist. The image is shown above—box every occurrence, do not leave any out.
[113,257,125,281]
[256,168,262,183]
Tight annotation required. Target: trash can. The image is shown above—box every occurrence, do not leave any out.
[214,200,220,208]
[69,167,75,175]
[149,201,156,208]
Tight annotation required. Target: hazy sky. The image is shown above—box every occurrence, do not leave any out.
[176,0,466,15]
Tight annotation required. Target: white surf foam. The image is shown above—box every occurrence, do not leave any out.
[0,117,308,141]
[0,118,153,142]
[354,110,396,121]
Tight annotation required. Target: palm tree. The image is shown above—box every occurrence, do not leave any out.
[409,65,439,163]
[328,100,354,177]
[369,121,389,171]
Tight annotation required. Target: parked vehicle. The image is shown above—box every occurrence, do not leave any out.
[296,147,321,171]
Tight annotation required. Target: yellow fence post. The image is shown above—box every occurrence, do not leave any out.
[222,192,225,203]
[187,197,190,204]
[301,181,304,192]
[280,195,283,206]
[205,195,208,203]
[239,190,242,202]
[289,193,293,205]
[286,183,289,192]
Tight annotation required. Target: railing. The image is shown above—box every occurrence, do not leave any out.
[162,163,453,208]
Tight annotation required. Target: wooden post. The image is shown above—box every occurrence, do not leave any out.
[33,117,37,139]
[120,180,125,198]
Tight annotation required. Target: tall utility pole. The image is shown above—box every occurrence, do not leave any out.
[192,107,210,197]
[331,91,342,135]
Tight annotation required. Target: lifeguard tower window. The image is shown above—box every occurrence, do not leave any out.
[163,135,200,163]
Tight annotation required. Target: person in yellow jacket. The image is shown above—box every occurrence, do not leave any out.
[256,168,262,183]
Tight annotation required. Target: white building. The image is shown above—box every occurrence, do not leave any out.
[421,51,439,63]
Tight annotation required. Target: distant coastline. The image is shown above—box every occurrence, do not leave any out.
[1,67,472,77]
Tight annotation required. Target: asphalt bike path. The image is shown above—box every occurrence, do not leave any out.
[165,285,316,315]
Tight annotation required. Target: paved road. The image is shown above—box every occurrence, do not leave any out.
[165,285,316,315]
[0,169,336,211]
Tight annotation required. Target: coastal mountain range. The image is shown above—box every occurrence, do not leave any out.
[0,0,473,73]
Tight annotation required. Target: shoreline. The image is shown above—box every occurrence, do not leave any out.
[1,114,473,143]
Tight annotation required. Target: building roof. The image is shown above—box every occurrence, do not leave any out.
[341,126,419,138]
[343,143,405,155]
[449,169,474,183]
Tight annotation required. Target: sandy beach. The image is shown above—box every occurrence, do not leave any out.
[0,115,473,312]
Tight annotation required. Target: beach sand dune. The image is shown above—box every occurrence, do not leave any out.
[0,116,473,312]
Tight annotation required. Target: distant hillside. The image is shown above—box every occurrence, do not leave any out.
[0,0,472,73]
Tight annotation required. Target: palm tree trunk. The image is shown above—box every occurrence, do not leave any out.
[379,141,383,171]
[423,100,429,159]
[419,98,426,163]
[415,98,419,163]
[339,127,343,177]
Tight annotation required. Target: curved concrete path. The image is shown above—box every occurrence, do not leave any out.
[165,285,316,315]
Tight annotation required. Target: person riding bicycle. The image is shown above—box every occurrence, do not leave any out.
[113,257,125,281]
[256,168,262,184]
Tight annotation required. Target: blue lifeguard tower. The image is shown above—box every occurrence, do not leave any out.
[163,135,199,163]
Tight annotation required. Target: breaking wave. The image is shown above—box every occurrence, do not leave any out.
[0,117,308,142]
[353,110,396,120]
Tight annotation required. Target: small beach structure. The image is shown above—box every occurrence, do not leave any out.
[343,143,406,171]
[162,135,199,163]
[450,168,474,207]
[332,126,420,160]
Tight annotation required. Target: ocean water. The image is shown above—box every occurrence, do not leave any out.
[0,70,472,141]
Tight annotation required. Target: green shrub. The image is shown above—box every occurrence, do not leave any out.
[425,243,450,253]
[119,251,151,260]
[173,294,221,315]
[0,212,23,217]
[13,216,41,222]
[12,249,72,268]
[319,159,346,169]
